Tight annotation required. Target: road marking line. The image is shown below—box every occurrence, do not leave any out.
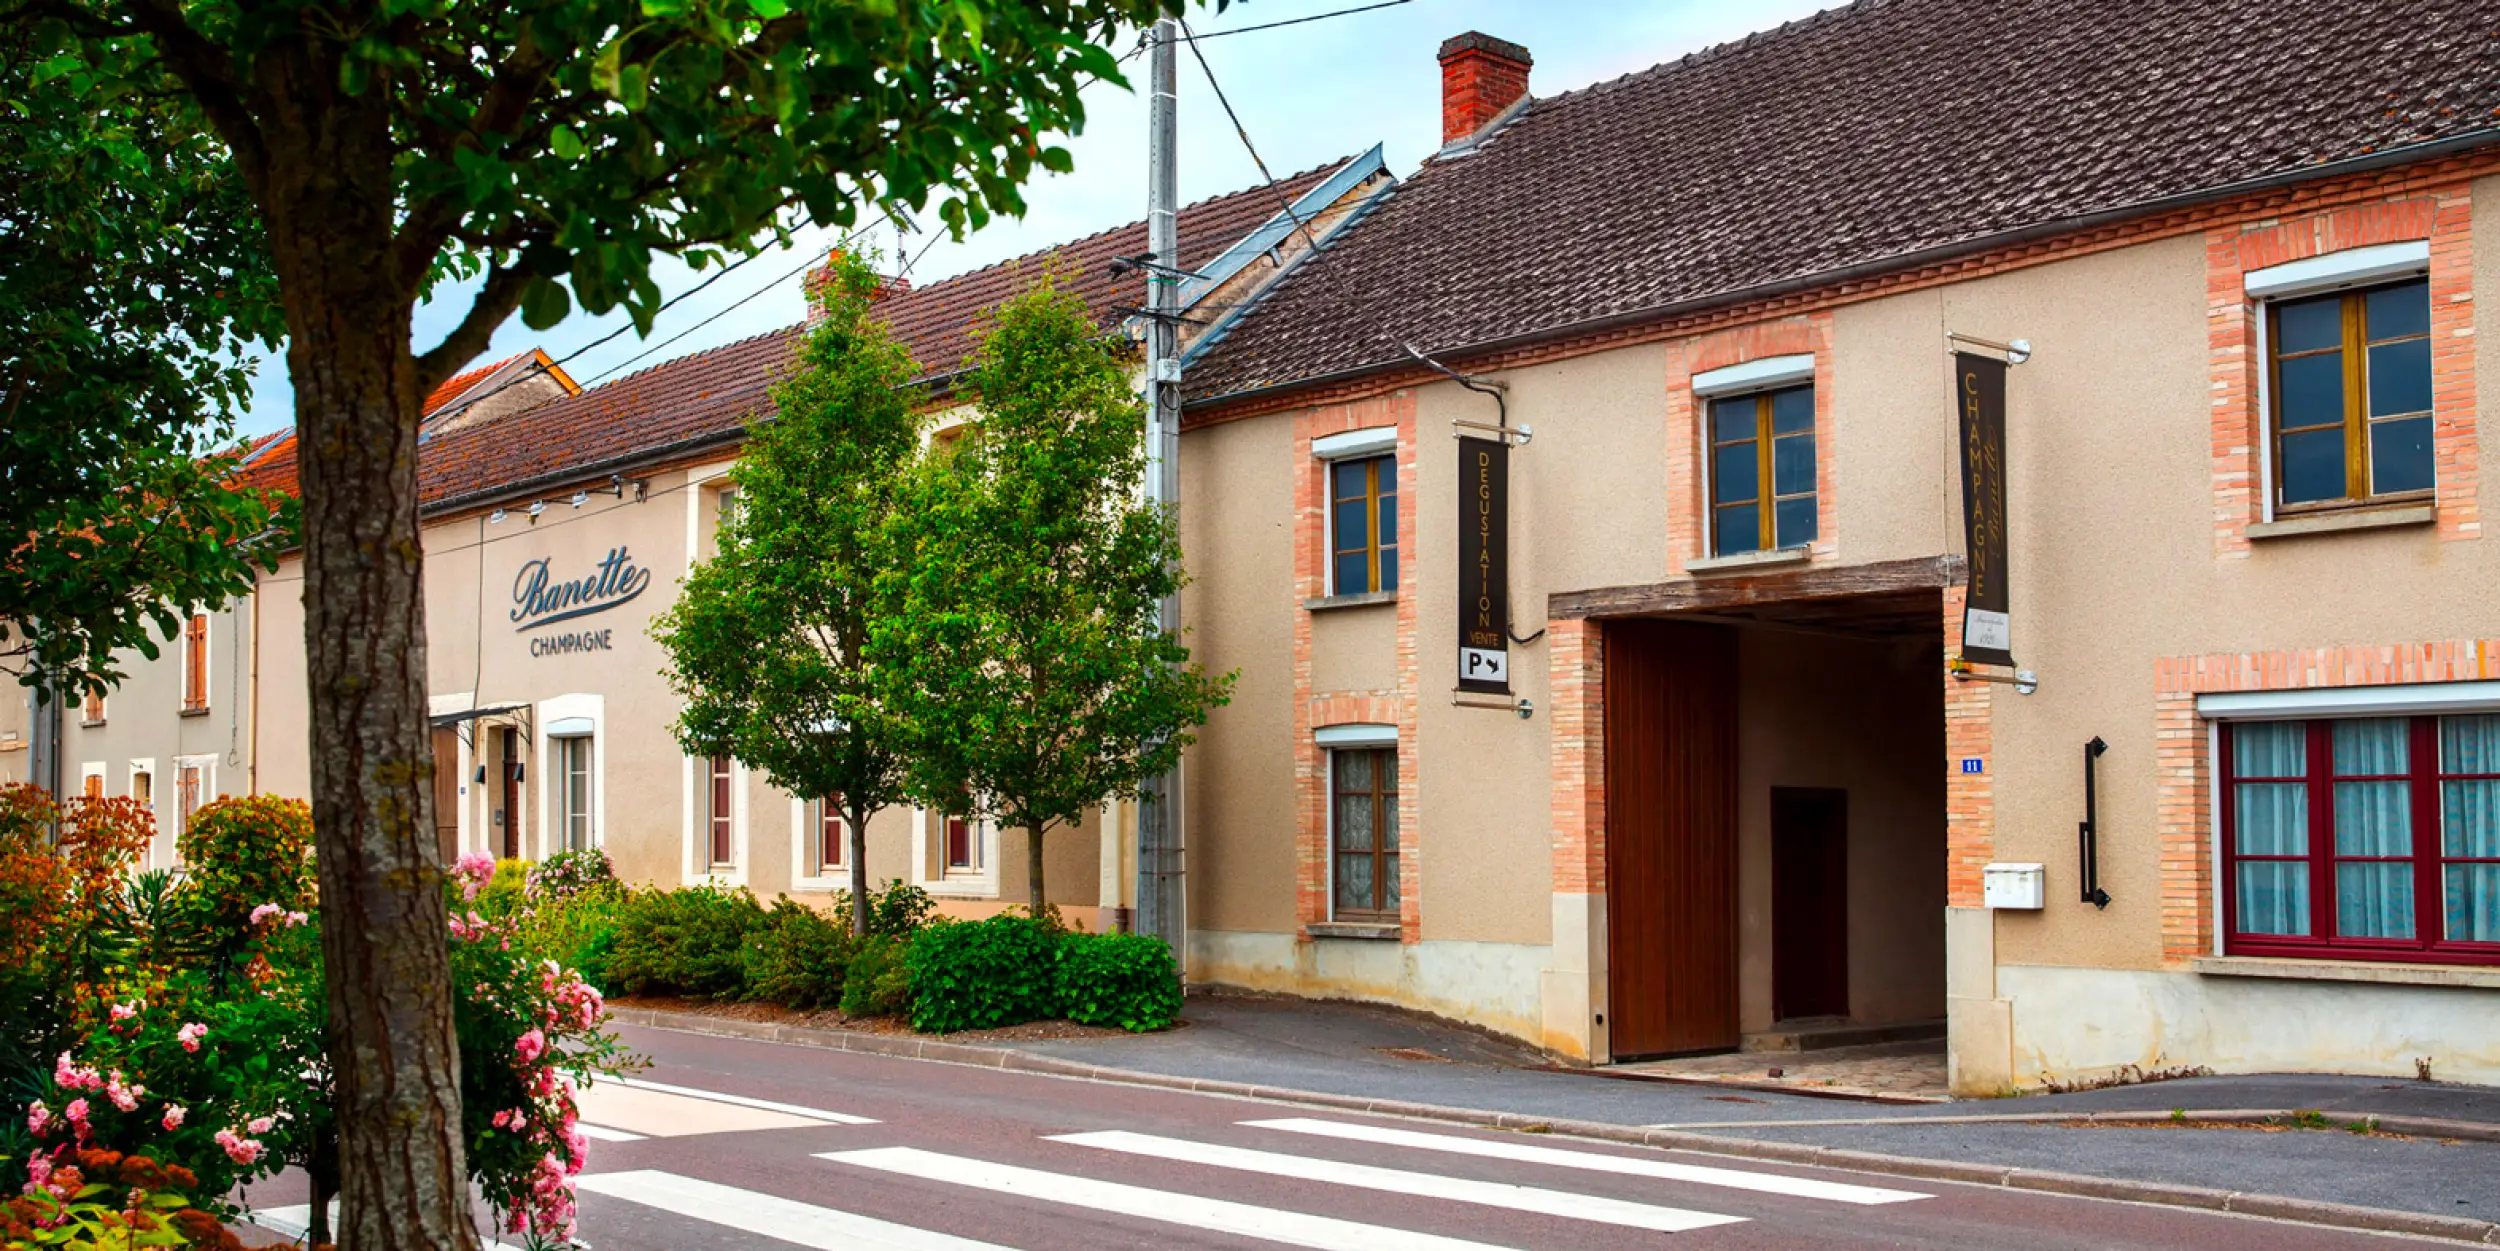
[576,1122,646,1142]
[609,1075,876,1124]
[578,1170,1006,1250]
[1241,1118,1929,1205]
[1051,1130,1743,1233]
[818,1146,1521,1251]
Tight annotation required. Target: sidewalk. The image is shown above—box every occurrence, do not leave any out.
[972,993,2500,1231]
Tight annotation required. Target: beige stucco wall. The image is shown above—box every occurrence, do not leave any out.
[48,600,255,868]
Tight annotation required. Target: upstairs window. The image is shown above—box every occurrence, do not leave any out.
[1709,384,1816,556]
[180,613,209,712]
[81,689,104,726]
[2223,714,2500,964]
[2269,278,2432,510]
[1330,455,1399,595]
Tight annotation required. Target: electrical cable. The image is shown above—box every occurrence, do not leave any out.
[1177,18,1324,256]
[1178,0,1411,41]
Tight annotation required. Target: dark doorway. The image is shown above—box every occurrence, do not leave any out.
[429,726,462,866]
[1773,786,1850,1021]
[498,727,522,860]
[1605,618,1738,1059]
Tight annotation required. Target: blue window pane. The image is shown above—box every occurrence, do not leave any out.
[1377,493,1397,546]
[2276,296,2343,354]
[2371,417,2433,495]
[2367,338,2431,417]
[1374,454,1395,494]
[1715,504,1759,555]
[1334,552,1369,594]
[2445,865,2500,943]
[1332,459,1368,501]
[2332,717,2408,775]
[2236,782,2308,856]
[2365,280,2429,341]
[1711,397,1757,444]
[1773,433,1815,496]
[2333,781,2411,856]
[2336,862,2415,940]
[2235,720,2307,777]
[1775,496,1817,547]
[1333,499,1367,547]
[2279,427,2346,504]
[2235,861,2310,936]
[1770,386,1815,435]
[1713,443,1757,505]
[2444,715,2500,774]
[2275,351,2345,429]
[2442,779,2500,858]
[1377,544,1398,592]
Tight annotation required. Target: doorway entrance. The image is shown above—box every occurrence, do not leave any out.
[429,726,462,865]
[1772,787,1849,1022]
[498,727,523,860]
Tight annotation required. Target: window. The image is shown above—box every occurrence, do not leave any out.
[556,736,593,852]
[130,770,150,806]
[180,613,209,712]
[1329,455,1398,595]
[1330,747,1399,920]
[705,754,735,868]
[2222,715,2500,963]
[175,761,205,836]
[80,768,104,800]
[81,689,104,726]
[1709,384,1816,555]
[807,797,846,877]
[2268,279,2432,510]
[943,814,978,872]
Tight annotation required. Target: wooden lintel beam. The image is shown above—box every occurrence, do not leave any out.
[1546,554,1965,621]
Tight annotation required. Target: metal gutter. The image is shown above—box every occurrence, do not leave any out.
[1190,128,2500,412]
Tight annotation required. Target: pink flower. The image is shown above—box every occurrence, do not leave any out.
[25,1101,48,1136]
[176,1023,207,1053]
[52,1053,99,1091]
[214,1128,263,1165]
[246,1115,273,1134]
[285,910,308,927]
[104,1075,140,1113]
[490,1109,515,1129]
[248,902,283,926]
[63,1099,87,1126]
[453,851,496,902]
[160,1105,185,1131]
[108,1003,136,1024]
[514,1029,547,1064]
[26,1154,51,1192]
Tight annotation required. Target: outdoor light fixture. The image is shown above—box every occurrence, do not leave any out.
[570,491,588,508]
[2005,339,2034,365]
[528,501,547,520]
[489,509,507,525]
[474,765,486,784]
[2015,670,2040,696]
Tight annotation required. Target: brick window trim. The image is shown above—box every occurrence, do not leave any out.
[1665,314,1838,575]
[2206,190,2479,556]
[2155,639,2500,964]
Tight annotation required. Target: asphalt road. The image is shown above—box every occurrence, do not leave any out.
[409,1023,2441,1251]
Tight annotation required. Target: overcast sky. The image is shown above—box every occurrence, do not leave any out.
[233,0,1837,437]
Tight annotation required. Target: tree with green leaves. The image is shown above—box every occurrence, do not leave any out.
[655,254,920,937]
[878,281,1230,913]
[16,0,1198,1240]
[0,27,291,696]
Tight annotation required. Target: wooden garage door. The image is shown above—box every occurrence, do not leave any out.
[1604,618,1739,1059]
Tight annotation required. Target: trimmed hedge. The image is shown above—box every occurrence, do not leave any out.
[1055,931,1181,1032]
[744,897,852,1010]
[904,914,1057,1034]
[606,882,764,998]
[839,934,915,1019]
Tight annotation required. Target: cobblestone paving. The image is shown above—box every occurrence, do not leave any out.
[1613,1040,1951,1102]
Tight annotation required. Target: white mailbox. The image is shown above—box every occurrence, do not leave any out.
[1983,862,2046,910]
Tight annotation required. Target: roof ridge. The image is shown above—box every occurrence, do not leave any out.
[1546,1,1865,103]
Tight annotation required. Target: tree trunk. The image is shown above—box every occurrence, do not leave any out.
[257,57,476,1251]
[1027,821,1046,913]
[846,803,872,936]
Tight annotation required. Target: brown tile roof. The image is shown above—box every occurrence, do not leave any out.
[233,354,525,498]
[1185,0,2500,402]
[411,159,1353,511]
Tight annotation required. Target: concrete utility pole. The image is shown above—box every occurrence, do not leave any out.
[1136,16,1186,958]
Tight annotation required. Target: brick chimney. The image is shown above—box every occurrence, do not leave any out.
[803,254,911,324]
[1437,32,1531,146]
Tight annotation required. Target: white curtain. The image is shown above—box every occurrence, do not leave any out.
[2442,716,2500,942]
[2233,721,2309,935]
[2332,719,2413,939]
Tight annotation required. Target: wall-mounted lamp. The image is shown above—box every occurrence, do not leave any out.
[488,509,507,525]
[474,765,486,784]
[527,501,547,521]
[570,490,588,508]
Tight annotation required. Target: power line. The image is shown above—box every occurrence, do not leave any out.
[553,223,813,367]
[570,221,875,389]
[1178,0,1412,41]
[1178,18,1323,255]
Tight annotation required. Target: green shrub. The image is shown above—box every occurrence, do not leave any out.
[175,794,314,935]
[477,857,530,917]
[906,913,1058,1034]
[831,878,936,939]
[743,898,852,1010]
[605,883,764,998]
[838,934,913,1018]
[1056,931,1182,1032]
[525,888,625,994]
[527,848,617,900]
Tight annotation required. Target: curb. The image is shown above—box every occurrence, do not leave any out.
[609,1007,2500,1245]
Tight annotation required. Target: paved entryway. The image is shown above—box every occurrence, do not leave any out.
[1606,1040,1950,1102]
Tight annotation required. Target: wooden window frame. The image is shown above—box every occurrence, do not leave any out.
[180,613,209,713]
[1328,746,1399,922]
[705,754,735,868]
[2220,716,2500,966]
[942,814,979,873]
[556,736,594,853]
[1328,454,1399,596]
[175,762,204,836]
[812,796,846,875]
[2266,279,2434,514]
[80,689,104,726]
[1707,384,1815,556]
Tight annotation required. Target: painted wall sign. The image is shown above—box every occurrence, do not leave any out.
[1961,757,1985,774]
[1457,435,1510,694]
[1954,353,2014,667]
[530,629,615,658]
[511,546,652,631]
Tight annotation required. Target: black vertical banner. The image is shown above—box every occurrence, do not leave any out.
[1955,352,2014,667]
[1457,436,1510,694]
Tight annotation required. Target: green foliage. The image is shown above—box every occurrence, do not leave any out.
[742,899,853,1011]
[521,891,625,996]
[905,914,1060,1034]
[478,857,531,918]
[836,935,914,1020]
[655,253,925,936]
[606,884,766,998]
[0,1148,235,1248]
[0,28,291,697]
[877,280,1232,910]
[836,878,937,940]
[1055,932,1181,1033]
[527,848,617,901]
[172,796,314,952]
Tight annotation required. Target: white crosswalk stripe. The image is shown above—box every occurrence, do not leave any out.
[1051,1129,1745,1233]
[817,1145,1528,1251]
[608,1075,878,1124]
[1240,1117,1930,1205]
[578,1169,1009,1250]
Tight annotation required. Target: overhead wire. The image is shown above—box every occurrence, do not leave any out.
[1176,0,1411,41]
[1177,17,1324,256]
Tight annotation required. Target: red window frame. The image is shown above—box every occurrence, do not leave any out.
[817,796,844,872]
[944,815,975,871]
[2220,716,2500,965]
[706,755,734,867]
